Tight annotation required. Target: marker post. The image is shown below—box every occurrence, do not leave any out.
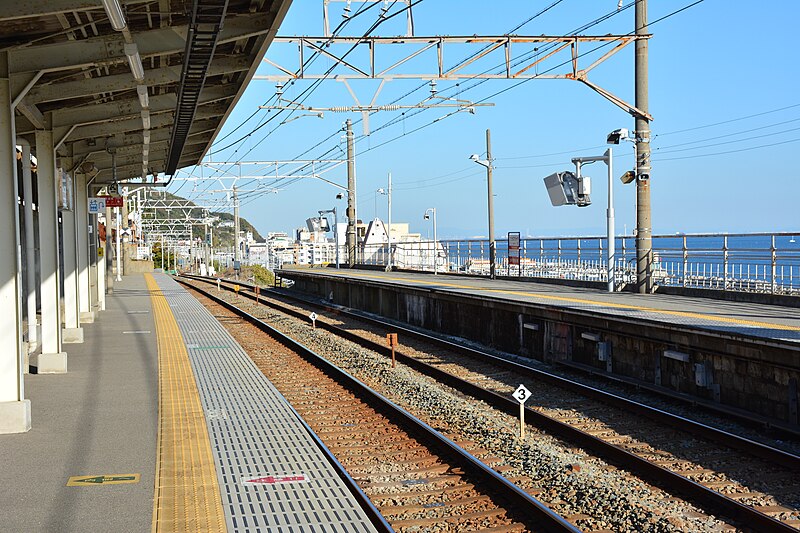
[386,333,398,368]
[513,384,532,439]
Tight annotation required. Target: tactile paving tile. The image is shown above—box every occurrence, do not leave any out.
[152,274,377,533]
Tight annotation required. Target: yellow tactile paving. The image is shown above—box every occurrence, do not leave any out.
[323,270,800,333]
[146,274,227,533]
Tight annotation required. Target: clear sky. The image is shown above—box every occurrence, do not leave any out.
[168,0,800,240]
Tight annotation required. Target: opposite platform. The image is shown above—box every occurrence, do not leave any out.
[278,267,800,344]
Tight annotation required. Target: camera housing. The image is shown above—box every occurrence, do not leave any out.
[606,128,629,145]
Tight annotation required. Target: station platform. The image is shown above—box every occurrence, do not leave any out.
[0,272,378,533]
[278,267,800,345]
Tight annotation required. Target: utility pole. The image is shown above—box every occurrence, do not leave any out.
[346,118,357,267]
[233,185,240,267]
[635,0,652,293]
[486,129,496,280]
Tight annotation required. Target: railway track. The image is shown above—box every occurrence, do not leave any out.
[184,279,580,533]
[180,275,800,531]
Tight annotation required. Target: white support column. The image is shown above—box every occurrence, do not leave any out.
[60,205,82,342]
[20,140,37,355]
[75,172,93,323]
[0,52,31,433]
[60,155,82,343]
[33,127,66,373]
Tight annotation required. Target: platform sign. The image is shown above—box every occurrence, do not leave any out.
[67,473,140,486]
[88,197,106,214]
[242,474,308,486]
[100,195,123,207]
[513,384,531,439]
[508,232,522,274]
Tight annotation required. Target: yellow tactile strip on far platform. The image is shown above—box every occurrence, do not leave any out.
[146,274,227,533]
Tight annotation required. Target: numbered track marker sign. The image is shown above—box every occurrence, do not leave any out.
[513,384,532,439]
[513,384,532,404]
[309,312,317,328]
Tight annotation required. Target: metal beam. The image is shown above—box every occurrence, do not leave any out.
[8,12,275,74]
[0,0,151,21]
[52,86,231,129]
[24,57,250,105]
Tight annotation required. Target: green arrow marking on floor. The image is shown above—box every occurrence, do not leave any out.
[67,474,140,486]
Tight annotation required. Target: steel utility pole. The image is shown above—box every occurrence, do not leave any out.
[233,185,240,266]
[346,119,357,267]
[386,172,393,271]
[635,0,652,293]
[486,129,496,279]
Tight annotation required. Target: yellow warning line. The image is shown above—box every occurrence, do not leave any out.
[326,270,800,333]
[146,274,226,533]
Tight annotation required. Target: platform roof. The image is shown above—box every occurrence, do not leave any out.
[1,0,291,184]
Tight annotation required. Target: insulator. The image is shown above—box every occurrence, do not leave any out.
[330,107,350,112]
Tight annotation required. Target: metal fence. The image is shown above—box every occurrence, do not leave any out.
[359,232,800,295]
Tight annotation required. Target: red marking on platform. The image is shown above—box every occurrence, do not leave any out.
[242,474,308,485]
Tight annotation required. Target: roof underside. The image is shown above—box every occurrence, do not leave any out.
[1,0,291,183]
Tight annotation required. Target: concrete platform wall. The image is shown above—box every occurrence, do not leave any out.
[289,273,800,427]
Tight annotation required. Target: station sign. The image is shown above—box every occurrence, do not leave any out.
[101,196,124,207]
[87,197,106,214]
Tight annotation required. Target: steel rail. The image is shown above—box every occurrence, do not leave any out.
[177,276,582,533]
[183,274,800,533]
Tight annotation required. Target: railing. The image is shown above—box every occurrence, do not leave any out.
[359,232,800,295]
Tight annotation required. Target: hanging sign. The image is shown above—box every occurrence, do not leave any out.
[88,197,106,214]
[101,196,124,207]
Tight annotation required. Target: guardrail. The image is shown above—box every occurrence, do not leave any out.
[356,232,800,295]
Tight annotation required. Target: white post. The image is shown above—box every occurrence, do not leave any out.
[0,57,31,432]
[34,126,67,372]
[606,147,615,293]
[75,173,91,321]
[433,208,438,275]
[20,139,37,353]
[115,207,122,281]
[387,172,393,271]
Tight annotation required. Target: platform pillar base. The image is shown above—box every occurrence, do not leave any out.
[62,328,84,344]
[31,352,67,374]
[79,311,95,324]
[0,400,31,434]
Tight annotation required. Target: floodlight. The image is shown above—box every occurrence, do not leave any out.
[619,170,636,184]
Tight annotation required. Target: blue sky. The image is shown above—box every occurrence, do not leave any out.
[171,1,800,240]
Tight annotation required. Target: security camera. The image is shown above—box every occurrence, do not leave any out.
[423,214,430,220]
[638,172,650,181]
[336,192,343,199]
[606,128,629,145]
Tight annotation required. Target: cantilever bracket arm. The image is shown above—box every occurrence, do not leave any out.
[577,77,654,122]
